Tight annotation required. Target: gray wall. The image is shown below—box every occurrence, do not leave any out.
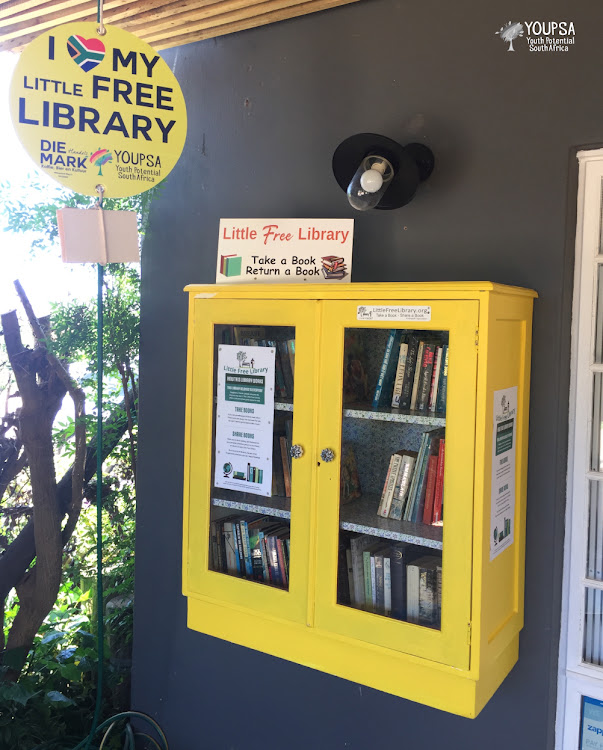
[133,1,602,747]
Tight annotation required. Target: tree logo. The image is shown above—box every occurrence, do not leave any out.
[89,148,113,176]
[495,21,524,51]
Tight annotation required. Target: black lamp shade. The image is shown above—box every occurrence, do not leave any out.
[332,133,434,210]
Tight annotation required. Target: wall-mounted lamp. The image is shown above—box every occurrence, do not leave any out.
[332,133,434,211]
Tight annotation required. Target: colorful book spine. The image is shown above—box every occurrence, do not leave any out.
[372,330,403,408]
[409,341,425,410]
[391,341,409,408]
[428,346,443,411]
[416,343,436,411]
[433,439,446,524]
[422,454,439,524]
[435,345,449,413]
[383,556,392,616]
[374,555,385,614]
[239,520,253,577]
[400,335,419,409]
[377,452,403,518]
[388,454,416,521]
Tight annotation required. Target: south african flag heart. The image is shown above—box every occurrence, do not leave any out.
[67,34,106,72]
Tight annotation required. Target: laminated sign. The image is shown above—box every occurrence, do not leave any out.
[9,23,187,197]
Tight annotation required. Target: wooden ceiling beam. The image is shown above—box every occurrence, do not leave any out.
[0,0,359,53]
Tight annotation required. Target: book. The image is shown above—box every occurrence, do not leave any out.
[421,454,439,524]
[388,452,417,520]
[349,534,377,608]
[400,335,419,409]
[280,435,292,497]
[277,340,294,398]
[409,341,425,410]
[406,554,442,627]
[233,326,267,345]
[239,519,254,577]
[286,339,295,379]
[391,341,409,408]
[377,451,405,518]
[374,554,385,614]
[272,434,286,497]
[435,345,449,413]
[222,522,238,574]
[432,438,446,524]
[417,556,442,628]
[416,342,436,411]
[268,340,288,399]
[337,535,352,606]
[372,330,403,408]
[340,443,361,504]
[343,330,370,404]
[428,346,443,411]
[388,542,413,620]
[346,548,355,605]
[383,556,392,616]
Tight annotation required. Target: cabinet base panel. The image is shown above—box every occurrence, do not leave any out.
[187,595,518,718]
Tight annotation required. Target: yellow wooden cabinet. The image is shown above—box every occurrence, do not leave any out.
[182,282,536,717]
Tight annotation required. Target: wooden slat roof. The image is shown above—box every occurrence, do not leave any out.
[0,0,358,52]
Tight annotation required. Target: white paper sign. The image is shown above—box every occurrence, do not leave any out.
[214,344,275,497]
[357,305,432,322]
[490,386,517,561]
[216,219,353,283]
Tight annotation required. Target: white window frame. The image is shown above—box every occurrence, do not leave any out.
[557,148,603,750]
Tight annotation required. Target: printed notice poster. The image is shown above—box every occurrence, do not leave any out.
[216,218,354,283]
[581,696,603,750]
[490,386,517,561]
[214,344,275,497]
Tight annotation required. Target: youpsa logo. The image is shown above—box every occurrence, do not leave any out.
[495,20,575,53]
[495,21,524,51]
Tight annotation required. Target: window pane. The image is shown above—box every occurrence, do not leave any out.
[595,266,603,363]
[592,375,603,472]
[584,587,603,665]
[208,324,295,591]
[336,327,448,630]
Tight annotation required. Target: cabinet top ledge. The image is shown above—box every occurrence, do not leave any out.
[184,282,538,299]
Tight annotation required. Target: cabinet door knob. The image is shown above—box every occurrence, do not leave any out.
[290,444,304,459]
[320,448,335,462]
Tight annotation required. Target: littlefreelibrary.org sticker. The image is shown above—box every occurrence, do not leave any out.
[357,305,432,322]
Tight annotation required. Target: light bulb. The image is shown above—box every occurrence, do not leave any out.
[360,169,383,193]
[346,155,394,211]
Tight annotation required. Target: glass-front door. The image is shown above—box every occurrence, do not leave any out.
[185,298,317,625]
[314,299,479,669]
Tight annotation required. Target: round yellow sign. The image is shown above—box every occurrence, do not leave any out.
[9,22,187,198]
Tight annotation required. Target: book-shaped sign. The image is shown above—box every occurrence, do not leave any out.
[216,219,354,283]
[57,207,139,263]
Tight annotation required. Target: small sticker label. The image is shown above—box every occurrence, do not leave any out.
[356,305,432,322]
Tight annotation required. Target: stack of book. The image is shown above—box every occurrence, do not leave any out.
[372,329,449,413]
[321,255,347,279]
[339,533,441,628]
[376,429,445,525]
[210,514,291,588]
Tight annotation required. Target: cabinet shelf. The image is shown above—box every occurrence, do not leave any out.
[343,403,445,426]
[340,494,443,550]
[275,399,446,425]
[211,489,291,519]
